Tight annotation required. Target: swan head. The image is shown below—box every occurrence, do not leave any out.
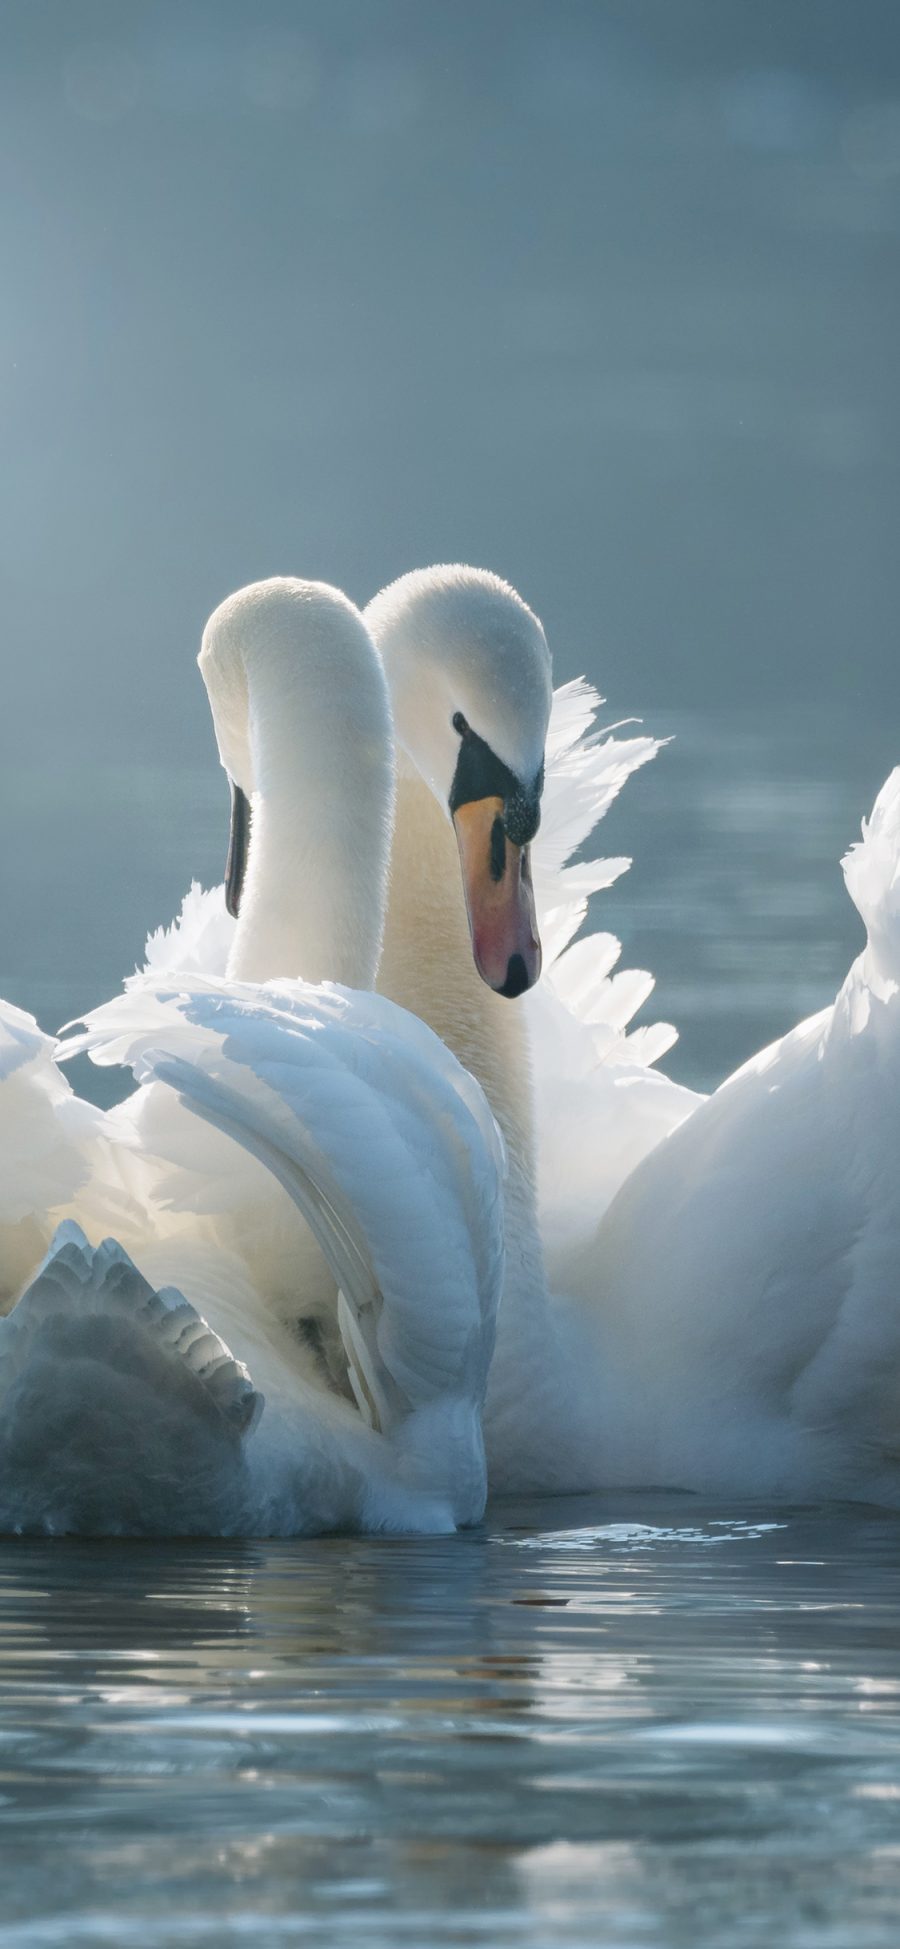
[199,577,394,989]
[366,565,552,997]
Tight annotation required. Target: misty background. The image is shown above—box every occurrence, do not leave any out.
[2,0,899,1089]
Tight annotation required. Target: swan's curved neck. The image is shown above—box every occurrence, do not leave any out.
[225,655,391,992]
[378,759,536,1174]
[378,755,551,1482]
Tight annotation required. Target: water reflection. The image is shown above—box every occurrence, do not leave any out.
[1,1495,898,1943]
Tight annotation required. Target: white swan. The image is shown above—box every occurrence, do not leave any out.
[150,568,692,1493]
[0,580,504,1535]
[364,566,697,1488]
[365,564,900,1506]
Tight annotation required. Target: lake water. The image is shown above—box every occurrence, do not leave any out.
[2,714,900,1943]
[2,1498,899,1947]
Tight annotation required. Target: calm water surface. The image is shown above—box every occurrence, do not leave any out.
[1,1497,899,1947]
[3,716,900,1942]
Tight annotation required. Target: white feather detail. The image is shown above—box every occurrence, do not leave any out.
[527,684,701,1276]
[140,880,235,981]
[61,972,505,1508]
[566,763,900,1506]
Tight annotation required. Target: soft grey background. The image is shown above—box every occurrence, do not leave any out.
[2,0,899,1087]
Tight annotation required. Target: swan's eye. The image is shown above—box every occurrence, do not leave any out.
[452,711,470,738]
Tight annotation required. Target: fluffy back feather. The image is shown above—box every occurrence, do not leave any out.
[0,1002,109,1307]
[140,881,235,981]
[840,766,900,1009]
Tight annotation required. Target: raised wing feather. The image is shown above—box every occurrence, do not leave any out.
[528,685,701,1273]
[533,680,662,964]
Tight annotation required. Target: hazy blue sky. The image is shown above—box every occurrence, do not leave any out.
[2,0,899,773]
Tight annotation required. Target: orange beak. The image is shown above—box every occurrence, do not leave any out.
[452,796,542,998]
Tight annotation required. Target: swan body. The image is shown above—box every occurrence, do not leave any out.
[366,564,900,1505]
[0,580,505,1534]
[568,768,900,1504]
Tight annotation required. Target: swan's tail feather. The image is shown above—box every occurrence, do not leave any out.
[842,768,900,1001]
[0,1221,262,1536]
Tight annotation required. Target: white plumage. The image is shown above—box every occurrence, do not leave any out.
[525,679,699,1277]
[367,564,900,1504]
[569,767,900,1504]
[5,553,900,1522]
[367,566,698,1489]
[0,581,505,1535]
